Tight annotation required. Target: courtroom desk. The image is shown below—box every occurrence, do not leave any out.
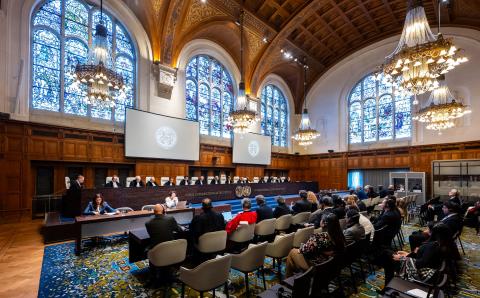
[75,207,194,255]
[69,182,318,217]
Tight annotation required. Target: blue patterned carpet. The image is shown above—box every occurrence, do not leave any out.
[38,225,480,298]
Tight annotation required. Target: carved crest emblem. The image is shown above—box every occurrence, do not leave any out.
[235,186,252,198]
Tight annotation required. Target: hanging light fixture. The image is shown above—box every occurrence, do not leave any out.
[227,6,259,134]
[413,75,471,134]
[292,60,320,147]
[379,0,467,96]
[73,0,125,107]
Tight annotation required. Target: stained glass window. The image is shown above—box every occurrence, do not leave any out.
[261,85,289,147]
[185,55,234,138]
[31,0,136,122]
[348,73,412,144]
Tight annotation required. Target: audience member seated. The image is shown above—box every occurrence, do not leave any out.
[179,176,190,186]
[285,213,346,277]
[146,177,158,187]
[255,195,273,223]
[355,186,367,200]
[448,188,462,206]
[106,175,122,188]
[307,191,319,212]
[379,223,455,292]
[292,190,312,214]
[343,209,365,243]
[345,194,366,212]
[396,196,408,218]
[145,204,181,248]
[210,176,220,185]
[379,185,388,198]
[346,204,374,241]
[129,176,144,188]
[409,201,463,251]
[225,198,257,235]
[309,196,334,228]
[164,191,179,208]
[273,196,291,218]
[373,198,402,247]
[421,196,442,223]
[189,198,225,244]
[163,177,175,186]
[366,185,378,199]
[83,193,118,215]
[332,196,346,219]
[69,174,84,191]
[195,176,206,185]
[464,200,480,235]
[387,185,395,196]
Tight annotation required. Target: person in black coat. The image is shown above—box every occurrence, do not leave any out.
[332,196,346,219]
[292,190,312,214]
[255,195,273,223]
[195,176,206,185]
[189,198,225,243]
[145,204,181,249]
[69,174,84,191]
[258,177,267,184]
[146,177,158,187]
[106,175,122,188]
[409,201,463,251]
[179,176,190,186]
[448,189,462,206]
[210,176,220,185]
[273,196,291,218]
[373,198,402,247]
[309,196,335,228]
[378,185,388,198]
[163,178,175,186]
[129,176,145,187]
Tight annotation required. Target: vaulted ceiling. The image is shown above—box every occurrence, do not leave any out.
[122,0,480,113]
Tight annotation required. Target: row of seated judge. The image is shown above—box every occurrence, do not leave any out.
[67,174,292,190]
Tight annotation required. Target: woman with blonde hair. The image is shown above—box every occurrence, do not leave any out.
[307,191,319,212]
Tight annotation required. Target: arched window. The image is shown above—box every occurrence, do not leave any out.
[31,0,136,122]
[348,74,411,144]
[260,85,288,147]
[185,55,234,138]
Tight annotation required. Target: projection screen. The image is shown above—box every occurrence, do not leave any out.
[125,108,200,161]
[233,133,272,165]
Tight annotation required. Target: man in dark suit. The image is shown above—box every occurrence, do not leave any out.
[255,195,273,223]
[179,176,190,186]
[195,176,206,185]
[373,198,402,247]
[273,196,291,218]
[145,204,182,248]
[448,189,462,206]
[409,200,463,251]
[69,174,84,191]
[189,198,225,244]
[343,209,365,243]
[129,176,144,187]
[146,177,158,187]
[309,196,334,228]
[163,178,175,186]
[292,190,312,214]
[258,177,266,184]
[210,176,220,185]
[106,175,122,188]
[378,185,388,198]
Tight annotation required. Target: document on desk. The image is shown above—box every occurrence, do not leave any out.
[406,289,430,298]
[105,212,117,216]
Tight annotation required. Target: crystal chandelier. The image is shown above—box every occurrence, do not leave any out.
[380,0,467,96]
[292,62,320,147]
[413,76,471,134]
[227,8,258,134]
[74,0,124,108]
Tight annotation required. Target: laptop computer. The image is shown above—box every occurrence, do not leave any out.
[222,211,233,222]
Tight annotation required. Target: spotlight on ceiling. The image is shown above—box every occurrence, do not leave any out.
[201,0,207,3]
[262,37,268,43]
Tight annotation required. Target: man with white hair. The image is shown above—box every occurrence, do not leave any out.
[448,189,462,206]
[225,198,257,234]
[129,176,144,187]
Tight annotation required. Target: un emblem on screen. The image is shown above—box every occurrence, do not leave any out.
[155,126,177,150]
[248,140,260,157]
